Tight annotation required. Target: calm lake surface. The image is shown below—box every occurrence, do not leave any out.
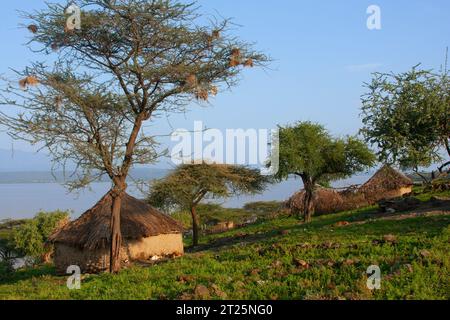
[0,174,371,220]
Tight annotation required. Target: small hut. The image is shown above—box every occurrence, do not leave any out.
[49,192,184,274]
[286,187,368,216]
[360,165,413,204]
[286,166,413,216]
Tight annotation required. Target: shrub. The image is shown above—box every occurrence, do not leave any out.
[0,260,14,280]
[11,211,69,265]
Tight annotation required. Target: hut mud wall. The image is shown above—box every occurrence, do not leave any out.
[360,186,413,205]
[54,233,184,274]
[127,233,184,260]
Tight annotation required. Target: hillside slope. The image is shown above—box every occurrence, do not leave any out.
[1,191,449,300]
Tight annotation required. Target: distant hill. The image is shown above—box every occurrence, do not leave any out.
[0,148,53,172]
[0,168,170,184]
[0,148,171,183]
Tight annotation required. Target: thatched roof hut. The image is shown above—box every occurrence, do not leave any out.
[286,187,368,216]
[360,165,413,204]
[49,192,184,274]
[287,166,413,216]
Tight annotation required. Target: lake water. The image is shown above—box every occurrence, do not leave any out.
[0,174,371,220]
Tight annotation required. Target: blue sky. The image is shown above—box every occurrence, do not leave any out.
[0,0,449,168]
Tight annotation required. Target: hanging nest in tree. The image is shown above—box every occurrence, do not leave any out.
[212,30,221,39]
[243,58,254,68]
[19,76,39,89]
[229,58,241,67]
[26,76,39,85]
[231,48,241,56]
[195,88,209,101]
[27,25,38,34]
[207,30,221,48]
[210,86,218,96]
[185,74,198,87]
[229,48,242,67]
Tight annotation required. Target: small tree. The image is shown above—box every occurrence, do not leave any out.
[0,219,25,270]
[361,62,450,178]
[148,163,270,246]
[0,0,268,272]
[11,211,69,265]
[274,122,375,223]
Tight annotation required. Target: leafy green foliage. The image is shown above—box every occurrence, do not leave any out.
[0,220,26,266]
[0,260,15,280]
[148,163,271,245]
[11,211,69,264]
[275,122,375,184]
[273,122,375,221]
[361,64,450,172]
[149,163,271,212]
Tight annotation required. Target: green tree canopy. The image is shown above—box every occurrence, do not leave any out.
[273,122,375,222]
[361,63,449,177]
[148,163,270,246]
[11,211,69,265]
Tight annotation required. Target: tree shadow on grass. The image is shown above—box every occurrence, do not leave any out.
[186,224,302,253]
[0,264,57,285]
[185,207,378,253]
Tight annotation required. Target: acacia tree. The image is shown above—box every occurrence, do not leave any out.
[0,0,267,272]
[274,122,375,223]
[148,163,270,246]
[361,64,450,179]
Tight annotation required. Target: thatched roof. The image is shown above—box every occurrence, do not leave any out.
[287,187,353,215]
[361,165,413,192]
[49,192,184,250]
[286,166,413,216]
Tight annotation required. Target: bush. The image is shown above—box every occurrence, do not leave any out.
[11,211,70,265]
[0,260,14,280]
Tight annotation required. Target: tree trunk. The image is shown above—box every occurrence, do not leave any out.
[413,167,430,185]
[303,187,314,223]
[190,206,200,247]
[301,176,315,223]
[110,190,123,273]
[438,161,450,174]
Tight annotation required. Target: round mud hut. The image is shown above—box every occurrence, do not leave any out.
[49,192,184,274]
[360,165,413,204]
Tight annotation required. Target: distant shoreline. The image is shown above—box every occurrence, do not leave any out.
[0,168,170,184]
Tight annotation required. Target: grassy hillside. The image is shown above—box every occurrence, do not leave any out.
[172,202,285,230]
[0,191,449,300]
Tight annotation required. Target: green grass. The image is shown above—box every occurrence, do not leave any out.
[171,202,285,230]
[1,191,449,300]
